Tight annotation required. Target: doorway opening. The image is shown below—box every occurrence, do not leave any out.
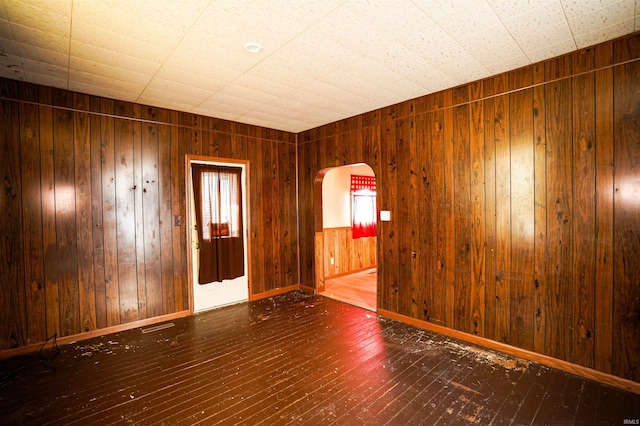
[186,155,250,313]
[314,163,377,311]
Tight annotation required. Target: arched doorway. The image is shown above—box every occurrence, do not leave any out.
[313,163,377,311]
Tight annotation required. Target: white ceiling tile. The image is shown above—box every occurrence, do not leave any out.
[485,54,533,75]
[154,67,227,94]
[9,22,69,54]
[1,0,637,132]
[457,23,515,53]
[71,0,137,35]
[561,0,631,18]
[0,65,23,80]
[138,86,205,109]
[418,0,505,39]
[487,0,562,20]
[69,57,151,89]
[0,35,18,55]
[510,20,575,53]
[68,67,145,94]
[23,70,67,89]
[15,41,68,67]
[21,56,67,81]
[0,18,12,39]
[69,80,138,103]
[3,0,71,39]
[215,83,281,106]
[232,73,296,98]
[193,1,308,51]
[525,38,579,63]
[471,39,528,67]
[71,20,125,52]
[500,2,569,41]
[199,91,268,114]
[0,51,22,77]
[573,16,635,47]
[274,0,346,27]
[564,0,635,30]
[119,40,172,67]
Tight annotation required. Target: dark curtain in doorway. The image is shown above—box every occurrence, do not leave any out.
[192,164,244,284]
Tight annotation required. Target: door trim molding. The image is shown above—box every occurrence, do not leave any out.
[185,154,251,314]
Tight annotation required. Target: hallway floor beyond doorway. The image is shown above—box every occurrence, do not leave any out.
[321,268,376,311]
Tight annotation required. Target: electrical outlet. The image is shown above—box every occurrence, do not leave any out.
[174,215,182,226]
[330,257,334,265]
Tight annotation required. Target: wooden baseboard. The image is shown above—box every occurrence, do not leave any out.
[299,284,315,294]
[249,284,301,301]
[0,310,192,360]
[325,266,376,280]
[378,308,640,396]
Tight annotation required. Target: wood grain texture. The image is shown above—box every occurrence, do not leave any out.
[2,32,640,387]
[0,81,298,351]
[296,33,640,384]
[19,87,46,345]
[594,43,614,375]
[613,60,640,383]
[509,86,535,351]
[571,66,596,369]
[1,292,638,425]
[544,76,573,362]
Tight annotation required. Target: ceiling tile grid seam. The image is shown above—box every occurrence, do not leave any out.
[0,0,638,132]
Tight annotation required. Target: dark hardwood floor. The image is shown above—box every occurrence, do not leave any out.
[1,291,638,425]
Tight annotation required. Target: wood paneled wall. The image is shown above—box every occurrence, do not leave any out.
[322,227,376,278]
[298,33,640,383]
[0,80,298,350]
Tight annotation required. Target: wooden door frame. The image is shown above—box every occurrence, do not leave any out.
[313,163,377,295]
[185,154,251,314]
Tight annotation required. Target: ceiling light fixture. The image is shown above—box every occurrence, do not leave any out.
[244,42,263,54]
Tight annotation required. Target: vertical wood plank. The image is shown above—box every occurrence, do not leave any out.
[509,87,535,351]
[443,91,456,328]
[89,96,107,330]
[53,90,80,337]
[532,64,548,354]
[453,102,472,333]
[157,117,174,315]
[430,106,446,325]
[593,45,614,374]
[142,107,162,318]
[270,140,282,288]
[571,65,596,369]
[382,119,399,312]
[287,142,298,285]
[494,79,511,344]
[411,113,430,321]
[39,87,61,338]
[132,106,147,319]
[396,117,411,316]
[0,82,26,348]
[483,84,497,341]
[170,112,183,310]
[612,61,640,382]
[73,94,96,333]
[114,103,138,323]
[544,77,574,361]
[101,99,120,327]
[470,97,485,336]
[19,89,47,344]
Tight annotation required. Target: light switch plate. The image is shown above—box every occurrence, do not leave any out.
[380,210,391,221]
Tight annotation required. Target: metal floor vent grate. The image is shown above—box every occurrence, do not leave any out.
[141,323,175,334]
